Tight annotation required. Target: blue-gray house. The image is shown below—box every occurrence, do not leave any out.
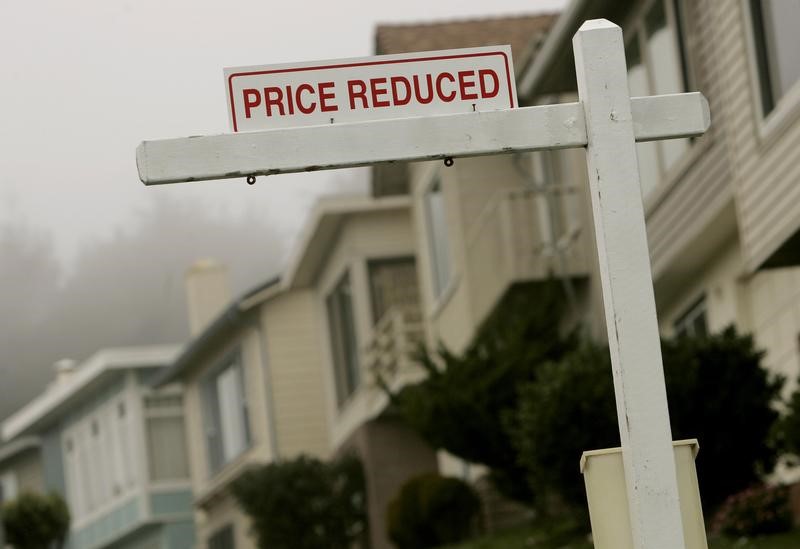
[1,346,194,549]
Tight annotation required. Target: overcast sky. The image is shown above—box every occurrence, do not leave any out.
[0,0,566,269]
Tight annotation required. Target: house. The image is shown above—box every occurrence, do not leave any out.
[373,13,600,359]
[514,0,800,394]
[0,436,43,504]
[1,345,194,549]
[281,193,431,549]
[260,15,567,548]
[152,260,330,549]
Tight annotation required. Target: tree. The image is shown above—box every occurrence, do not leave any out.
[386,282,575,502]
[510,343,617,516]
[511,327,783,516]
[230,454,367,549]
[2,491,70,549]
[662,328,782,511]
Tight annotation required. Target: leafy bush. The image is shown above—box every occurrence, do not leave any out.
[772,375,800,460]
[710,484,792,537]
[230,454,366,549]
[510,344,617,515]
[662,328,783,511]
[387,473,481,549]
[2,491,70,549]
[387,283,575,502]
[510,327,783,515]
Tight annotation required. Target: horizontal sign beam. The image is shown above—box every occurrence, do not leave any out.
[137,92,708,185]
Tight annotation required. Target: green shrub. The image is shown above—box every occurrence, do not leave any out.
[2,491,70,549]
[230,454,366,549]
[510,327,783,515]
[387,283,575,502]
[387,473,481,549]
[710,484,792,537]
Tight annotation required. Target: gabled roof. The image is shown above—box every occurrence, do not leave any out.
[152,275,281,387]
[2,345,182,441]
[282,194,411,290]
[518,0,636,99]
[375,13,557,74]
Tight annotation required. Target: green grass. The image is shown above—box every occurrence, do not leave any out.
[442,522,800,549]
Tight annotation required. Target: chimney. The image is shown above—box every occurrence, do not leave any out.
[185,259,232,337]
[53,359,77,384]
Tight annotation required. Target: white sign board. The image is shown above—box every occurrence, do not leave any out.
[224,46,516,132]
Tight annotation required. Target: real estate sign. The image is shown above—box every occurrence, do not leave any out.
[224,46,516,132]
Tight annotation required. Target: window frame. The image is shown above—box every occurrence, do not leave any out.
[673,295,709,338]
[366,255,419,326]
[143,390,190,484]
[423,175,454,302]
[208,524,236,549]
[742,0,800,145]
[325,269,362,407]
[623,0,695,202]
[201,349,252,476]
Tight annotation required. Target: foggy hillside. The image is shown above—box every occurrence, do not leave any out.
[0,192,332,421]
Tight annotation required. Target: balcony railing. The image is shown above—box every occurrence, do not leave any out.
[362,305,425,393]
[464,185,590,326]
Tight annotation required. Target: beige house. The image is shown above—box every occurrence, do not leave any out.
[372,0,800,525]
[281,193,434,549]
[153,261,329,549]
[514,0,800,391]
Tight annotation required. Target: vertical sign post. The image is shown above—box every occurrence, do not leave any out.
[136,19,708,549]
[575,20,686,549]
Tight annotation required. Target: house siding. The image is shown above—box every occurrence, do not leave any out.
[718,0,800,271]
[262,290,329,459]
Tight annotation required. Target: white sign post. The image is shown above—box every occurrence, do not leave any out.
[137,20,709,549]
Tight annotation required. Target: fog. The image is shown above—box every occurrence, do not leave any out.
[0,0,565,420]
[0,172,365,420]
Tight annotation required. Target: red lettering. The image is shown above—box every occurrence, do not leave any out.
[458,70,478,100]
[285,85,295,115]
[296,84,316,114]
[479,69,499,99]
[390,76,411,106]
[414,74,434,104]
[243,89,261,119]
[370,77,390,107]
[263,87,285,116]
[319,82,338,112]
[436,72,456,102]
[348,80,368,109]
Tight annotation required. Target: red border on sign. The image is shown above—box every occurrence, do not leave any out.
[227,51,514,132]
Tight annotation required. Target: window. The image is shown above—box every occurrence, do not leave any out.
[202,352,251,473]
[368,257,420,325]
[749,0,800,116]
[208,525,235,549]
[145,394,189,482]
[424,178,452,298]
[62,395,136,522]
[626,0,691,199]
[674,296,708,338]
[327,272,360,406]
[0,472,18,503]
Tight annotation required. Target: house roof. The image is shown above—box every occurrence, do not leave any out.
[375,13,558,74]
[517,0,636,99]
[1,345,182,441]
[282,194,412,290]
[152,275,281,387]
[0,436,40,467]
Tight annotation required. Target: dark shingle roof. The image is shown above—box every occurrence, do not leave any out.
[375,14,557,72]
